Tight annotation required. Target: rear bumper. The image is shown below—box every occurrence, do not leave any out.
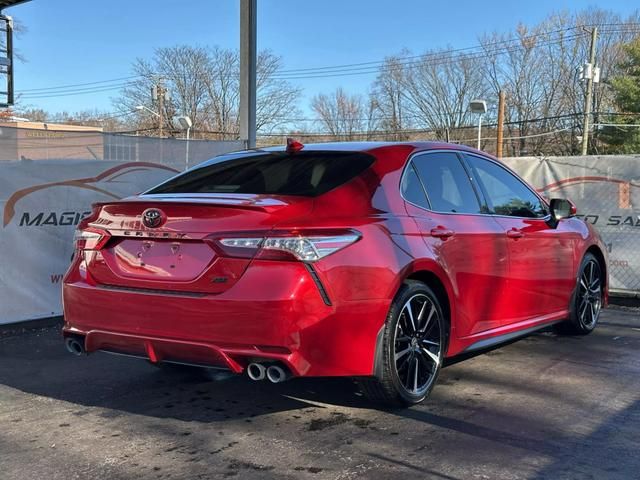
[62,260,390,377]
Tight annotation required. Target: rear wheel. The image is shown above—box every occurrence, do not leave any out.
[556,253,603,335]
[359,281,447,407]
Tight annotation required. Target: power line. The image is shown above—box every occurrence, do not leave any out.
[451,125,578,143]
[274,25,586,74]
[18,75,145,93]
[270,34,590,80]
[253,113,584,138]
[18,34,587,98]
[281,112,582,127]
[17,23,639,98]
[20,82,137,99]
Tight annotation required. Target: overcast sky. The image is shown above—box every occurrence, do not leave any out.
[8,0,640,115]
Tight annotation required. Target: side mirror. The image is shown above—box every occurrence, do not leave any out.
[548,198,576,228]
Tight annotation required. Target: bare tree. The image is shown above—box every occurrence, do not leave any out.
[400,49,489,142]
[15,107,48,122]
[481,8,640,155]
[114,46,301,139]
[364,93,382,140]
[311,88,365,140]
[371,53,411,140]
[202,47,239,137]
[481,24,558,155]
[256,51,303,133]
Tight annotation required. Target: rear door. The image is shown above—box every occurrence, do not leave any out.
[403,151,511,337]
[462,153,577,322]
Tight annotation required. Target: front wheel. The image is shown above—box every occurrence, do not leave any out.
[359,281,447,407]
[556,253,604,335]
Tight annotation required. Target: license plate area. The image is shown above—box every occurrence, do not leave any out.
[106,239,216,282]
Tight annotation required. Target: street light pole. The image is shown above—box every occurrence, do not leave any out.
[176,115,193,170]
[185,125,191,169]
[469,99,488,151]
[135,105,161,119]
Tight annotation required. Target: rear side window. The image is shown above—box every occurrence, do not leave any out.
[411,152,482,214]
[147,151,375,197]
[401,163,429,208]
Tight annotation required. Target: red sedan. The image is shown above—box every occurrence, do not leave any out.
[63,141,608,406]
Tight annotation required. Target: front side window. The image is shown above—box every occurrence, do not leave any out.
[411,152,482,214]
[465,155,547,218]
[146,151,375,197]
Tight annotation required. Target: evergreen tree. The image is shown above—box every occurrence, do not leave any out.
[601,38,640,153]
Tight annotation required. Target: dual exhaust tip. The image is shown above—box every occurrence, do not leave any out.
[247,362,290,383]
[65,336,85,356]
[65,338,289,385]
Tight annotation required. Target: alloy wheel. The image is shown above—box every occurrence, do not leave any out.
[578,259,602,329]
[393,293,442,396]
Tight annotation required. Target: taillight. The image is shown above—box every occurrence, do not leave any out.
[74,227,111,251]
[212,230,361,262]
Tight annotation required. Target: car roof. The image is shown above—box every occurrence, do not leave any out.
[255,141,495,158]
[195,141,499,171]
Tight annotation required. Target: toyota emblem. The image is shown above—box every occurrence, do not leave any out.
[142,208,165,229]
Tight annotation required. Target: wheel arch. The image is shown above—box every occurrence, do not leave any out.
[373,264,455,378]
[585,244,608,306]
[404,270,452,335]
[585,245,607,289]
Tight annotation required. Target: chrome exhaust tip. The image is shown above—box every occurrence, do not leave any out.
[247,362,266,381]
[65,337,85,356]
[266,365,290,383]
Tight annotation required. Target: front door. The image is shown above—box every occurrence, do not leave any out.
[463,153,577,323]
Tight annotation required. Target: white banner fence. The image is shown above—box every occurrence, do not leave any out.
[0,127,243,324]
[0,143,637,324]
[504,155,639,296]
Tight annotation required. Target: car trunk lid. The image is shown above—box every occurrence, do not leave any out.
[83,194,313,293]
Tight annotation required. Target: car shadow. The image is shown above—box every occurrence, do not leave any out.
[0,314,624,424]
[2,324,536,423]
[0,325,386,423]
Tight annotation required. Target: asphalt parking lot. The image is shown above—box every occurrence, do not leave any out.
[1,308,639,480]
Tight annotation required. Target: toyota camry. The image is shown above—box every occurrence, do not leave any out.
[62,140,608,406]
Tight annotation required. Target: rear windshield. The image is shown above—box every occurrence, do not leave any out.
[146,151,375,197]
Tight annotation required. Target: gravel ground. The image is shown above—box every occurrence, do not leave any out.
[1,307,639,480]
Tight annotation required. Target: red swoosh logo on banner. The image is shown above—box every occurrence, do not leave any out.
[3,162,179,227]
[540,176,640,193]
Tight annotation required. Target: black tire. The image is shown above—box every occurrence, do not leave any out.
[555,252,604,335]
[359,281,447,407]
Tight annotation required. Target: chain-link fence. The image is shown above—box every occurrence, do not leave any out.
[504,155,640,295]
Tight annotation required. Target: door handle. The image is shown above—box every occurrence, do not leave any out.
[506,228,524,239]
[430,227,455,239]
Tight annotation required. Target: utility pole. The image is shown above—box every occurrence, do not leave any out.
[152,78,167,138]
[239,0,257,148]
[581,27,598,156]
[3,15,14,107]
[496,91,506,158]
